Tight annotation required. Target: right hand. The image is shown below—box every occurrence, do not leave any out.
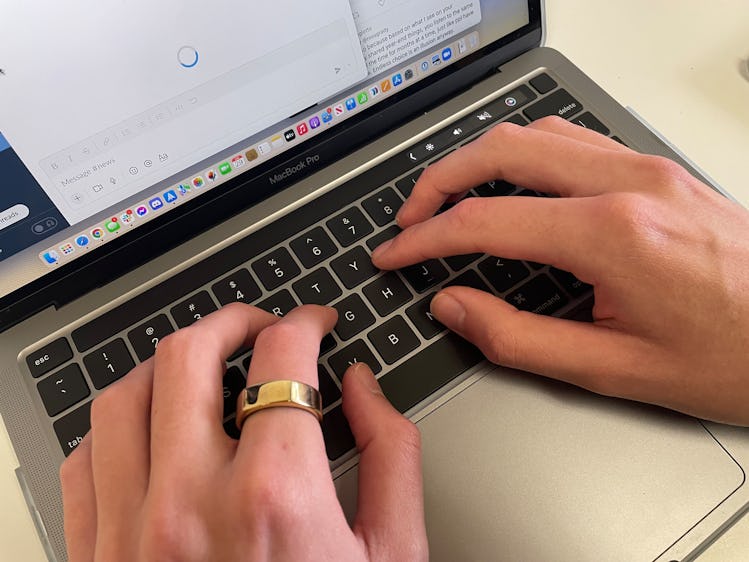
[372,116,749,426]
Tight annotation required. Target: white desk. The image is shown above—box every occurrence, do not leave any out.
[2,1,748,559]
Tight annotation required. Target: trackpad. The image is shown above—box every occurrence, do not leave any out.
[414,370,743,561]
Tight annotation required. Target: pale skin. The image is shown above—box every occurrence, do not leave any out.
[62,116,749,560]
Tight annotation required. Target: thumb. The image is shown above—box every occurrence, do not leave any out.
[430,286,649,398]
[341,363,428,562]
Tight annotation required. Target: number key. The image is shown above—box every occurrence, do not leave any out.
[83,338,135,390]
[290,227,338,268]
[171,291,218,328]
[127,314,174,362]
[326,207,374,247]
[362,187,403,226]
[251,247,301,291]
[212,269,262,306]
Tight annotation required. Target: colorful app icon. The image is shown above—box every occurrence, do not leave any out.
[345,97,357,111]
[219,162,232,175]
[297,122,309,136]
[42,250,59,264]
[432,54,441,66]
[405,69,414,80]
[192,176,204,189]
[257,142,272,155]
[91,227,105,240]
[321,110,333,124]
[232,154,246,169]
[380,79,392,93]
[357,91,369,105]
[162,190,177,203]
[149,197,164,211]
[271,135,284,148]
[334,104,345,116]
[246,148,259,161]
[120,210,134,224]
[309,116,321,129]
[284,129,296,142]
[75,235,90,247]
[420,60,429,72]
[136,206,148,217]
[392,73,403,87]
[442,47,452,62]
[369,86,380,98]
[206,170,217,182]
[105,219,120,233]
[178,183,191,196]
[60,242,75,255]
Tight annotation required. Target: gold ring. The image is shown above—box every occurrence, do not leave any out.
[236,380,322,429]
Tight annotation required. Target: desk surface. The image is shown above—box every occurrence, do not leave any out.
[2,1,749,560]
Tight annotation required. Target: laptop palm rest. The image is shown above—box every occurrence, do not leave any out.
[334,365,743,561]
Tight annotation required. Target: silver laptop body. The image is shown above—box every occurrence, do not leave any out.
[1,2,746,561]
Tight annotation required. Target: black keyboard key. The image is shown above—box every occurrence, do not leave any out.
[292,268,342,305]
[321,405,355,461]
[242,355,252,371]
[503,113,529,126]
[171,291,218,328]
[330,246,379,289]
[320,334,337,355]
[505,275,569,315]
[400,260,449,293]
[570,112,610,136]
[368,316,420,365]
[224,418,241,440]
[528,261,546,270]
[257,290,298,318]
[83,339,135,390]
[363,272,413,317]
[406,294,445,339]
[366,225,402,251]
[54,401,91,456]
[524,89,583,122]
[444,254,482,272]
[550,268,593,298]
[326,207,374,247]
[328,339,382,379]
[333,294,376,341]
[395,169,423,198]
[378,332,484,414]
[38,364,90,417]
[447,270,492,293]
[516,189,542,197]
[290,227,338,268]
[529,73,558,94]
[318,364,342,409]
[362,187,403,226]
[212,269,262,306]
[478,257,530,293]
[252,247,301,292]
[474,180,516,197]
[222,366,246,418]
[27,338,73,378]
[128,314,175,362]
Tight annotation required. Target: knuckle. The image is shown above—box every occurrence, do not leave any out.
[447,197,481,232]
[391,417,422,455]
[483,121,523,146]
[253,321,304,352]
[141,507,192,561]
[533,115,567,130]
[484,320,520,367]
[641,155,688,187]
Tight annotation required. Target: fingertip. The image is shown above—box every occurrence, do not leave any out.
[345,362,383,396]
[430,290,467,332]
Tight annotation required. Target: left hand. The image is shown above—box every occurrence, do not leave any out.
[60,303,427,561]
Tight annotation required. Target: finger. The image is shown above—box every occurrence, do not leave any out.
[89,361,153,549]
[150,303,279,475]
[60,434,96,562]
[430,286,650,398]
[236,305,338,470]
[396,121,648,228]
[343,364,428,562]
[374,196,599,276]
[527,115,631,153]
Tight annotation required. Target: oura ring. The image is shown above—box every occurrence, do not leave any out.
[235,380,323,429]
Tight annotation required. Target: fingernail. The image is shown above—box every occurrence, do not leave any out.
[431,292,466,331]
[349,362,384,396]
[371,238,393,260]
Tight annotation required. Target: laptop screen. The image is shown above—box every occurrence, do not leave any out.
[0,0,536,303]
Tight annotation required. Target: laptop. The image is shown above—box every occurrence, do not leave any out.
[1,1,747,560]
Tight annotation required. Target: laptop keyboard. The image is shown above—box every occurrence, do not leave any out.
[26,72,613,463]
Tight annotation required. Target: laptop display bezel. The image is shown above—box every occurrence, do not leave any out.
[0,0,543,331]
